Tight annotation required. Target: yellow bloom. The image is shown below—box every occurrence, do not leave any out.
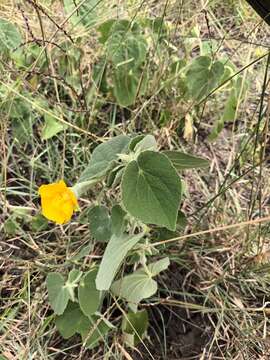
[38,180,78,224]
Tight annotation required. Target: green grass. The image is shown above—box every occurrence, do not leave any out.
[1,0,270,359]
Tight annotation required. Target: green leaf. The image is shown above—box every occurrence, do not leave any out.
[107,31,147,69]
[96,232,144,290]
[129,135,145,151]
[0,93,33,144]
[162,150,209,170]
[111,205,126,235]
[67,269,83,284]
[41,114,67,140]
[147,257,170,276]
[89,205,111,242]
[64,0,100,28]
[208,76,247,141]
[113,68,141,107]
[112,272,156,311]
[69,243,92,262]
[177,211,188,228]
[46,273,70,315]
[106,164,124,188]
[200,40,219,56]
[78,269,101,317]
[66,269,83,301]
[12,116,33,144]
[111,258,170,311]
[0,18,21,54]
[122,151,182,231]
[141,17,167,37]
[31,214,48,232]
[78,135,131,183]
[133,135,157,153]
[110,20,140,35]
[122,309,149,345]
[186,56,224,100]
[56,302,113,348]
[97,19,116,44]
[80,314,114,349]
[55,301,83,339]
[4,218,19,235]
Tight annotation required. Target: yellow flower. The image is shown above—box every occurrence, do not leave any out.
[38,180,78,224]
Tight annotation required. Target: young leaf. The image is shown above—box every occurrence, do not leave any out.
[41,114,67,140]
[147,257,170,276]
[78,269,101,317]
[78,135,131,183]
[112,272,157,311]
[96,233,144,290]
[162,150,209,170]
[111,258,170,311]
[186,56,224,100]
[133,135,157,153]
[46,273,70,315]
[129,134,145,151]
[67,269,83,284]
[89,205,111,242]
[121,151,182,231]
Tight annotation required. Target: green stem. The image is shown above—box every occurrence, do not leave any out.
[71,178,101,198]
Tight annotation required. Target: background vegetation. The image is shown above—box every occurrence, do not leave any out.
[1,0,270,359]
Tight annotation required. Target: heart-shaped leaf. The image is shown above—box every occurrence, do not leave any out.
[107,31,147,69]
[111,258,170,311]
[186,56,224,100]
[121,151,182,230]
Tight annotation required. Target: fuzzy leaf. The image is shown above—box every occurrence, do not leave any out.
[46,273,70,315]
[78,135,130,182]
[89,205,111,242]
[122,151,181,230]
[78,269,101,317]
[96,233,144,290]
[111,258,170,311]
[162,151,209,170]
